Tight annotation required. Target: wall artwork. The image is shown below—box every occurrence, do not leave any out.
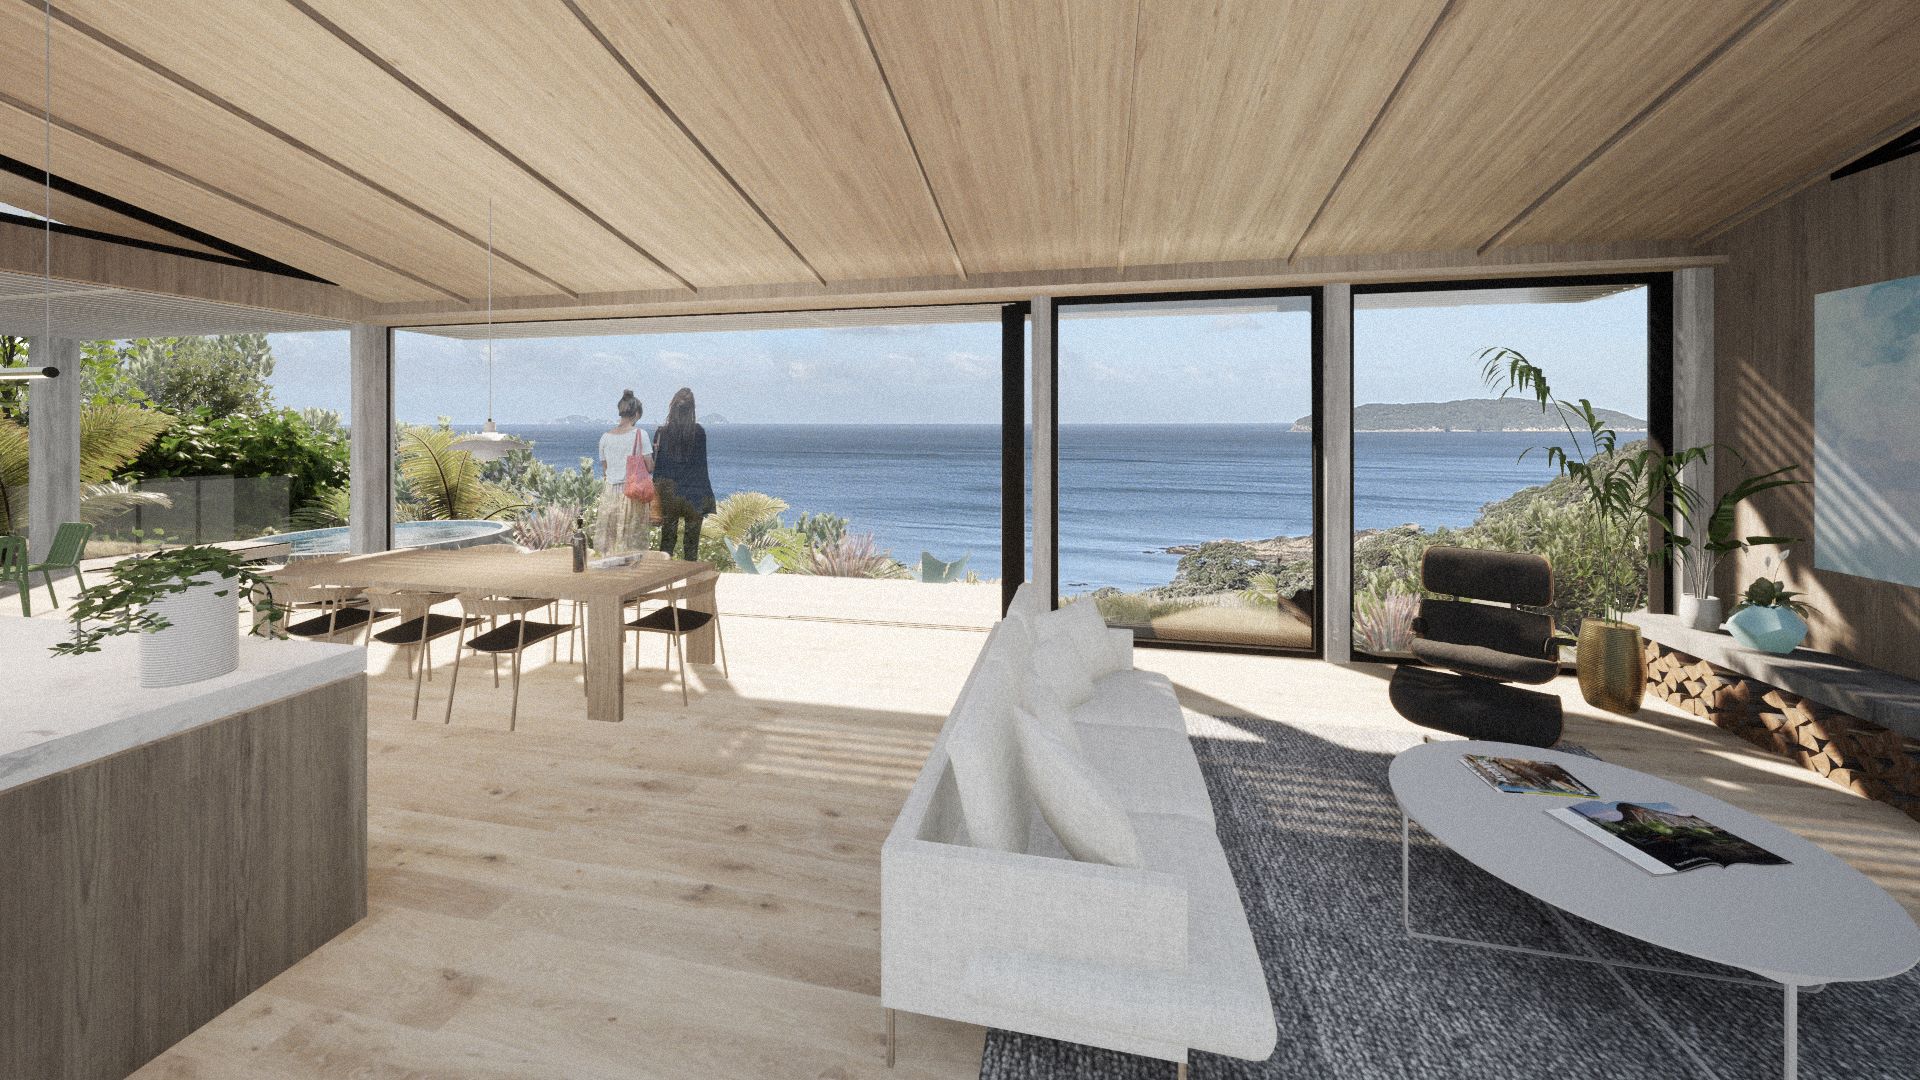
[1813,272,1920,588]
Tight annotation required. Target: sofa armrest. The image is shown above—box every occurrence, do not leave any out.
[1103,627,1135,673]
[883,837,1188,977]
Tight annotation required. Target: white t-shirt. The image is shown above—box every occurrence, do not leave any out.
[599,427,649,485]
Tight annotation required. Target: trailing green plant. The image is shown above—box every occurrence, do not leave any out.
[51,545,284,657]
[393,424,523,521]
[1733,576,1816,618]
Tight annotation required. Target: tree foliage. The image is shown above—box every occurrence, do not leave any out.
[83,335,277,415]
[130,408,346,514]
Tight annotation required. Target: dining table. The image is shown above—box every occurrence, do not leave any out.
[269,546,714,723]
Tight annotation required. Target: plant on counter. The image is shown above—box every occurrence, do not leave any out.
[1657,452,1805,600]
[51,545,284,657]
[1732,575,1816,617]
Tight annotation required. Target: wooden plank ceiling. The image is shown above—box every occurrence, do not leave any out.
[0,0,1913,315]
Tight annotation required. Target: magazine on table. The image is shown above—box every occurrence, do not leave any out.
[1549,800,1790,875]
[1461,754,1599,798]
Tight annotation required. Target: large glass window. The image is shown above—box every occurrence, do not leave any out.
[3,331,351,556]
[1056,294,1316,650]
[392,308,1005,621]
[1351,283,1651,656]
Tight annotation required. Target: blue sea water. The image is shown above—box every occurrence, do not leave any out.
[495,423,1566,592]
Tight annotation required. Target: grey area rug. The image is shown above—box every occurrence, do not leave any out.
[980,720,1920,1079]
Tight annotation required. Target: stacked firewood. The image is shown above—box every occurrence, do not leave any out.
[1643,642,1920,823]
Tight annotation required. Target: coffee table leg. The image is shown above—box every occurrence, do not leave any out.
[1783,983,1797,1080]
[1401,812,1412,935]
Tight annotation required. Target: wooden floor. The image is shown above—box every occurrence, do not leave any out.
[8,577,1915,1077]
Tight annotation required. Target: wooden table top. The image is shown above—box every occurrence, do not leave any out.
[269,547,709,603]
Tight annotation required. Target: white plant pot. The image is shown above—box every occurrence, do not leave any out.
[139,574,241,688]
[1676,594,1723,633]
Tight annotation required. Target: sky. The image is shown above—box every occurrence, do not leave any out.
[260,287,1650,426]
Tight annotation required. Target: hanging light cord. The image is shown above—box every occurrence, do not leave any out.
[42,0,51,348]
[485,197,495,427]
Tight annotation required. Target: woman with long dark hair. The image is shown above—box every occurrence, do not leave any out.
[594,390,651,555]
[651,387,714,561]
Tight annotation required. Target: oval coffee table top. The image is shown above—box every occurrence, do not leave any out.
[1390,740,1920,986]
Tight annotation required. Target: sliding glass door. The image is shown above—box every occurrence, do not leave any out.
[1054,293,1317,651]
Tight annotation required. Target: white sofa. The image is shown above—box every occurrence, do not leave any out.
[882,585,1276,1075]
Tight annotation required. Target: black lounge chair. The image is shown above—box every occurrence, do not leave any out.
[1388,546,1566,748]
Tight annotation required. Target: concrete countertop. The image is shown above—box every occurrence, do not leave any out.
[0,619,365,794]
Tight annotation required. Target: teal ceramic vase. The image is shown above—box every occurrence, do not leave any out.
[1722,605,1808,654]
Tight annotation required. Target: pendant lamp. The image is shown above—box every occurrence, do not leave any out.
[448,199,530,461]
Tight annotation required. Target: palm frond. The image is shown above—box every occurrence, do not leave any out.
[0,417,25,534]
[707,491,788,545]
[395,426,524,521]
[79,403,173,483]
[79,481,173,524]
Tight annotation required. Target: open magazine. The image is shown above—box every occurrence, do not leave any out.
[1550,800,1790,875]
[1462,755,1599,798]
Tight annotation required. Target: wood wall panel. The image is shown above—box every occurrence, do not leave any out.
[0,677,366,1080]
[1711,151,1920,681]
[1123,0,1443,267]
[301,0,811,289]
[856,0,1135,275]
[63,0,679,297]
[0,4,520,299]
[1509,0,1920,246]
[1300,0,1773,257]
[573,0,958,282]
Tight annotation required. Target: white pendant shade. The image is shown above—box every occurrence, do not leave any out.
[448,419,530,461]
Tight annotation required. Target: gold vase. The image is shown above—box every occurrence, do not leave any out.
[1576,618,1646,716]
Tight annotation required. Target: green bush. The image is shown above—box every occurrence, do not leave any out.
[127,407,347,519]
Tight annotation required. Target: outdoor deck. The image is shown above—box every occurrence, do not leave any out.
[7,575,1918,1077]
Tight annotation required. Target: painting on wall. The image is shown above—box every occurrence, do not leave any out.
[1814,272,1920,588]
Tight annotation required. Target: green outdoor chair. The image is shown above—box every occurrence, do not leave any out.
[27,522,93,611]
[1,534,29,616]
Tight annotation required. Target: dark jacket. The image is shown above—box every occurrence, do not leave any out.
[651,423,715,513]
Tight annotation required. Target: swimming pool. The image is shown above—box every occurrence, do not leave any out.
[272,519,514,558]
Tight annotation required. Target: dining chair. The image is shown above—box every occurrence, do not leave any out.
[25,522,92,610]
[362,587,475,722]
[1,535,30,616]
[445,594,571,731]
[623,569,728,706]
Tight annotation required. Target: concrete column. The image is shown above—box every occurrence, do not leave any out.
[1673,268,1714,598]
[1319,286,1355,663]
[26,336,80,562]
[348,323,392,554]
[1030,297,1055,606]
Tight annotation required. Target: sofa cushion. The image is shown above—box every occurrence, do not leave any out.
[1074,723,1215,826]
[945,659,1031,853]
[1031,601,1129,679]
[1013,708,1142,868]
[1070,670,1187,733]
[1029,694,1086,754]
[969,812,1276,1061]
[1030,635,1097,710]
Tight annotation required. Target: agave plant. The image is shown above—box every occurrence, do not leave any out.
[512,503,585,550]
[394,425,523,521]
[1354,590,1420,655]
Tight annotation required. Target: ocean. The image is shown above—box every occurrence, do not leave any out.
[493,423,1568,592]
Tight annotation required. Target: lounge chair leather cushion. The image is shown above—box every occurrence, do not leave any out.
[1421,545,1553,606]
[1388,664,1564,748]
[1411,637,1559,685]
[1416,597,1555,663]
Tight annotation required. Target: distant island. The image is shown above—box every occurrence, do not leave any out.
[704,413,730,424]
[548,414,600,425]
[1291,398,1646,433]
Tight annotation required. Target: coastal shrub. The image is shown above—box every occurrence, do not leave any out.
[483,448,601,511]
[794,511,849,549]
[1162,540,1267,597]
[1087,588,1207,626]
[129,407,347,518]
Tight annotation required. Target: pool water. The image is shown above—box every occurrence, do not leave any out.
[272,519,513,557]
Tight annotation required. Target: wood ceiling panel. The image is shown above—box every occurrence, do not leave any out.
[300,0,813,289]
[62,0,681,297]
[0,4,525,300]
[0,170,225,256]
[570,0,957,282]
[1121,0,1445,267]
[1505,0,1920,246]
[856,0,1136,275]
[1299,0,1776,257]
[0,101,440,301]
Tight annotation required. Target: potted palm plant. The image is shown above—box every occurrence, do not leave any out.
[1482,348,1680,716]
[53,545,284,687]
[1656,451,1804,631]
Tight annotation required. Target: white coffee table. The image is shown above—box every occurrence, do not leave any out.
[1390,740,1920,1080]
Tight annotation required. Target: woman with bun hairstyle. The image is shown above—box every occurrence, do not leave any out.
[594,389,652,555]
